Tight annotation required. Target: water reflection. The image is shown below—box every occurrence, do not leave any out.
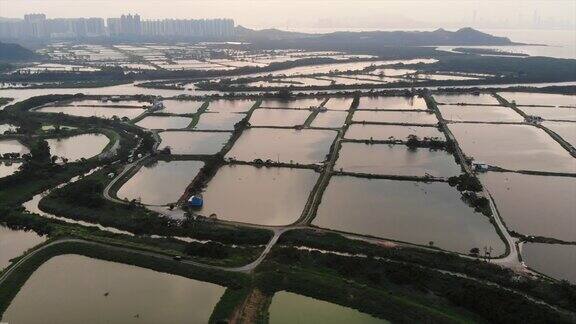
[336,143,461,177]
[201,165,318,225]
[117,160,204,205]
[0,225,46,270]
[481,172,576,242]
[269,291,388,324]
[2,254,225,324]
[314,176,505,255]
[522,243,576,284]
[449,123,576,173]
[226,128,336,164]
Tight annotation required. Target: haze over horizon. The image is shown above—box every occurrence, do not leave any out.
[1,0,575,32]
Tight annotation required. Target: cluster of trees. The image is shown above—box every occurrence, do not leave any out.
[448,173,483,192]
[264,246,575,324]
[184,241,230,259]
[406,134,447,150]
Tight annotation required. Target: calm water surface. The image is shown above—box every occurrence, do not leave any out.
[358,96,428,110]
[260,98,324,109]
[314,176,505,255]
[37,106,145,120]
[2,254,225,324]
[117,160,204,205]
[449,123,576,173]
[161,100,203,114]
[249,109,311,127]
[353,111,438,125]
[311,111,348,128]
[201,165,318,225]
[481,172,576,242]
[433,93,499,105]
[195,112,244,130]
[345,124,444,141]
[159,131,230,155]
[226,128,336,164]
[542,121,576,147]
[136,116,192,130]
[0,139,29,155]
[498,92,576,107]
[522,243,576,284]
[269,291,388,324]
[0,161,22,178]
[47,133,109,161]
[0,123,17,133]
[438,105,523,123]
[0,225,45,270]
[207,99,254,112]
[72,99,147,107]
[336,143,461,177]
[323,97,353,110]
[518,106,576,121]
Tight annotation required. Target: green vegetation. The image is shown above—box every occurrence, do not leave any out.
[209,287,252,323]
[39,168,272,245]
[0,97,13,106]
[278,230,576,315]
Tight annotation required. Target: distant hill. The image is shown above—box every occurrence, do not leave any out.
[235,27,516,59]
[236,26,515,46]
[0,42,40,62]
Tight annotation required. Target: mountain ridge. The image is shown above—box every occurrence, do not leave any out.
[235,26,517,46]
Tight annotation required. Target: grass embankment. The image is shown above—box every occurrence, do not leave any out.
[0,97,13,106]
[278,230,576,316]
[257,241,575,324]
[38,167,271,266]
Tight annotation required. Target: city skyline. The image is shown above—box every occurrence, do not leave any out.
[1,0,574,31]
[0,13,235,39]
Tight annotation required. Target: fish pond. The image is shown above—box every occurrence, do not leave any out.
[159,131,230,155]
[433,93,499,105]
[0,161,22,178]
[311,111,348,128]
[249,109,311,127]
[268,291,388,324]
[522,243,576,284]
[161,99,203,114]
[260,98,324,109]
[37,105,145,120]
[117,160,204,205]
[438,105,523,123]
[345,124,444,141]
[0,225,46,270]
[194,112,244,131]
[200,165,318,226]
[1,254,225,324]
[480,172,576,242]
[136,116,193,130]
[499,92,576,107]
[353,111,438,125]
[358,96,428,110]
[226,128,336,164]
[449,123,575,173]
[313,176,505,255]
[47,133,110,161]
[336,143,461,177]
[206,99,254,112]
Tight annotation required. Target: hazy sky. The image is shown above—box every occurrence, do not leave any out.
[1,0,574,31]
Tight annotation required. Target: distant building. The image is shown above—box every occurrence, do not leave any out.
[0,13,234,40]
